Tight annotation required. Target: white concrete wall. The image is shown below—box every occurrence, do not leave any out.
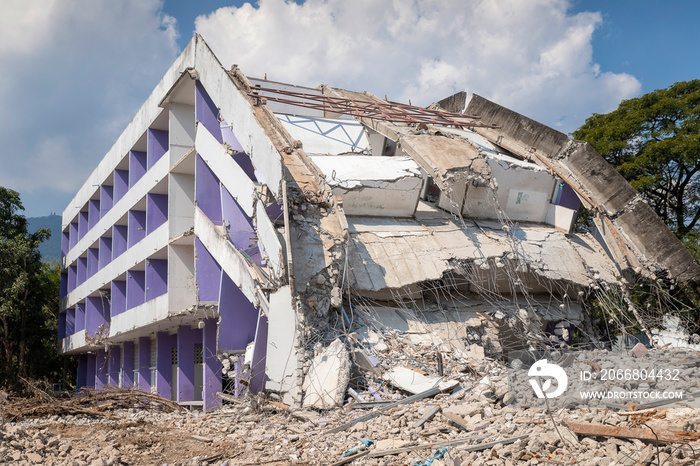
[546,204,577,233]
[169,103,196,167]
[168,243,196,313]
[169,172,195,238]
[265,285,302,404]
[255,198,284,279]
[59,330,86,355]
[110,294,169,337]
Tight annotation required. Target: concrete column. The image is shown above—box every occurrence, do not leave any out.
[137,336,151,392]
[95,349,107,389]
[156,332,174,399]
[108,346,120,386]
[202,318,221,412]
[177,326,195,402]
[77,354,88,389]
[86,353,96,389]
[122,341,135,388]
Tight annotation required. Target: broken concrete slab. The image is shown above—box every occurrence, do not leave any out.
[302,338,351,409]
[383,367,442,395]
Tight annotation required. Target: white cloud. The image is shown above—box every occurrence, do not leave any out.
[195,0,640,133]
[0,0,178,216]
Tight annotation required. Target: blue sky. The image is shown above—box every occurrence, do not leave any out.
[1,0,698,218]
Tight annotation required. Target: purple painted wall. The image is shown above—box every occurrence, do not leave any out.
[146,259,167,301]
[62,231,70,256]
[221,123,258,182]
[108,346,120,386]
[128,210,146,247]
[177,326,196,402]
[78,211,88,241]
[99,237,112,270]
[77,256,87,286]
[58,311,66,340]
[195,238,221,302]
[202,318,221,411]
[68,265,77,293]
[556,182,582,212]
[220,124,244,153]
[114,169,129,203]
[86,296,109,336]
[156,332,175,399]
[122,341,135,388]
[195,154,222,225]
[88,199,100,230]
[87,247,99,278]
[100,185,113,217]
[111,280,127,317]
[129,150,147,187]
[86,353,96,389]
[69,222,79,250]
[95,350,107,389]
[147,129,169,169]
[137,337,151,391]
[126,270,145,310]
[112,225,128,259]
[77,354,88,389]
[75,303,85,333]
[196,81,223,143]
[249,311,269,393]
[60,273,67,299]
[218,272,258,351]
[221,185,261,264]
[65,307,75,335]
[146,193,168,234]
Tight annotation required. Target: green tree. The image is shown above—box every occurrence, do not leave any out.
[573,80,700,244]
[0,187,55,386]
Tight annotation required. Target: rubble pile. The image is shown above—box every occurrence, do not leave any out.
[4,332,700,465]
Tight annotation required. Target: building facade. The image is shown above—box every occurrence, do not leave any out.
[58,36,700,411]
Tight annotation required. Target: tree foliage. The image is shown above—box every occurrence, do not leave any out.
[0,187,68,387]
[573,80,700,241]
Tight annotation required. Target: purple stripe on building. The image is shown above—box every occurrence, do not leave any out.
[77,256,87,286]
[137,337,151,391]
[202,318,221,412]
[122,341,135,388]
[146,258,167,301]
[75,303,85,333]
[62,231,70,256]
[86,295,109,337]
[112,225,128,259]
[78,211,89,241]
[114,169,129,203]
[146,193,168,234]
[68,265,77,293]
[86,353,96,389]
[218,271,258,351]
[221,185,262,264]
[99,237,112,270]
[108,346,120,386]
[196,81,223,143]
[111,280,127,317]
[129,150,147,187]
[128,210,146,247]
[556,182,582,212]
[88,199,100,230]
[156,332,175,399]
[87,247,99,278]
[95,349,107,389]
[65,307,75,336]
[58,311,66,340]
[77,354,88,389]
[100,185,113,217]
[69,222,79,249]
[147,129,169,170]
[177,326,196,402]
[126,270,145,310]
[194,238,221,302]
[195,154,222,225]
[60,273,68,299]
[250,311,269,393]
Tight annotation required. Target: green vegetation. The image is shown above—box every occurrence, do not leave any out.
[0,187,73,388]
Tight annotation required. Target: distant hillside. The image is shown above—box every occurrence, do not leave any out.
[27,214,62,264]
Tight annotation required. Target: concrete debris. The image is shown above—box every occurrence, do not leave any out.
[383,367,444,395]
[302,338,351,409]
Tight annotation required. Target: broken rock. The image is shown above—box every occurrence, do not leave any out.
[302,338,351,409]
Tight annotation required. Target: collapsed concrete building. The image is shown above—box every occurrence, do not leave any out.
[57,35,700,410]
